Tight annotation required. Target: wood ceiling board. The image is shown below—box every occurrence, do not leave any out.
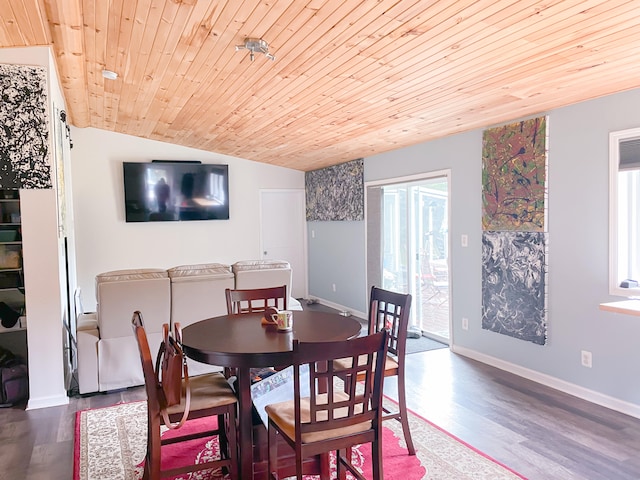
[2,0,640,170]
[221,0,525,139]
[113,0,154,126]
[161,0,290,139]
[323,4,640,124]
[140,0,241,138]
[1,1,32,45]
[175,0,362,140]
[44,0,88,124]
[11,0,45,45]
[122,0,195,134]
[215,0,428,136]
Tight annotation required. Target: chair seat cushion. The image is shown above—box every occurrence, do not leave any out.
[265,392,371,443]
[333,354,398,376]
[166,372,237,414]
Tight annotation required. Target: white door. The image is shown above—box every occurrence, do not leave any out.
[259,189,307,299]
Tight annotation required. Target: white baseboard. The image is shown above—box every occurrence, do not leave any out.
[308,297,366,320]
[27,393,69,410]
[452,344,640,419]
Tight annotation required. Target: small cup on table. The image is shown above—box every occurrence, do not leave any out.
[274,310,293,331]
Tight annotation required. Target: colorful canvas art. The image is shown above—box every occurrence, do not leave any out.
[482,117,547,232]
[305,158,364,221]
[0,64,51,189]
[482,231,547,345]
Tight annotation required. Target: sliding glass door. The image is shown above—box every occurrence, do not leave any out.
[367,172,450,342]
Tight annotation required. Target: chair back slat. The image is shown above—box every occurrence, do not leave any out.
[225,285,287,314]
[369,286,411,358]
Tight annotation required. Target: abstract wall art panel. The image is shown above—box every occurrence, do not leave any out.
[482,231,547,345]
[0,64,51,189]
[305,158,364,221]
[482,116,547,232]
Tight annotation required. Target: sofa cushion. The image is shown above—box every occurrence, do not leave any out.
[168,263,233,282]
[232,259,301,309]
[96,269,170,339]
[96,268,168,285]
[169,262,234,326]
[232,260,290,272]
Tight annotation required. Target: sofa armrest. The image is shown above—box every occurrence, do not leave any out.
[77,325,99,394]
[77,312,98,331]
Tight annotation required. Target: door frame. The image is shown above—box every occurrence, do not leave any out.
[365,169,451,343]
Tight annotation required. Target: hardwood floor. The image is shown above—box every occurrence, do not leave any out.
[2,345,640,478]
[395,349,640,480]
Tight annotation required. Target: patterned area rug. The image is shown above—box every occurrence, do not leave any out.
[74,399,526,480]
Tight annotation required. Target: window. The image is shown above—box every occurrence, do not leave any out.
[610,128,640,296]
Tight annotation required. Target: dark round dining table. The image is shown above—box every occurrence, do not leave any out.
[181,310,362,479]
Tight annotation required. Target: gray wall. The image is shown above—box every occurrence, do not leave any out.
[307,87,640,407]
[307,221,367,312]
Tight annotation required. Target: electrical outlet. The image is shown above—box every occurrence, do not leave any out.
[332,283,336,292]
[581,350,592,368]
[461,234,468,247]
[462,317,469,330]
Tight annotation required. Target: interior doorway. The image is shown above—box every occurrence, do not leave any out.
[366,172,450,343]
[259,189,307,299]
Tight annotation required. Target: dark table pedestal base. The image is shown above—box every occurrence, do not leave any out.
[251,423,328,480]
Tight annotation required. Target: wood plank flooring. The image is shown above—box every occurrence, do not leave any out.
[393,349,640,480]
[2,345,640,478]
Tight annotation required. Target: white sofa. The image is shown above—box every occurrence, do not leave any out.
[76,268,170,394]
[76,260,300,394]
[232,259,302,310]
[167,263,234,377]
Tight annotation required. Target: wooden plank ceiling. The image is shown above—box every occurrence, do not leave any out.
[1,0,640,171]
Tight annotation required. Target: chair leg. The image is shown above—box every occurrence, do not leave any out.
[397,373,416,455]
[295,449,304,480]
[226,406,239,480]
[267,421,279,480]
[319,452,331,480]
[218,413,228,460]
[372,431,384,480]
[146,414,162,480]
[143,458,151,480]
[337,448,348,480]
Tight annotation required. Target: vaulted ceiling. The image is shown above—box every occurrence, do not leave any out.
[2,0,639,171]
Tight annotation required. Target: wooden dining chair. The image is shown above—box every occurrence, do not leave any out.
[225,285,288,314]
[131,311,239,480]
[225,285,288,378]
[265,329,389,480]
[335,286,415,455]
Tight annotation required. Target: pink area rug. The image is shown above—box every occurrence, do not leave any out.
[74,399,526,479]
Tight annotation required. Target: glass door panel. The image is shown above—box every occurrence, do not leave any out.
[380,176,449,342]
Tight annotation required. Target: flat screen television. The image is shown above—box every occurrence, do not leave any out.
[123,161,229,222]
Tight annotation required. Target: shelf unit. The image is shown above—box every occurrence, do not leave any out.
[0,190,25,336]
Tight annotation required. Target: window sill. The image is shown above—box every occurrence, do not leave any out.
[599,300,640,316]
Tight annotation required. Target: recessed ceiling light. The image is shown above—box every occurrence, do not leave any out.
[102,69,118,80]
